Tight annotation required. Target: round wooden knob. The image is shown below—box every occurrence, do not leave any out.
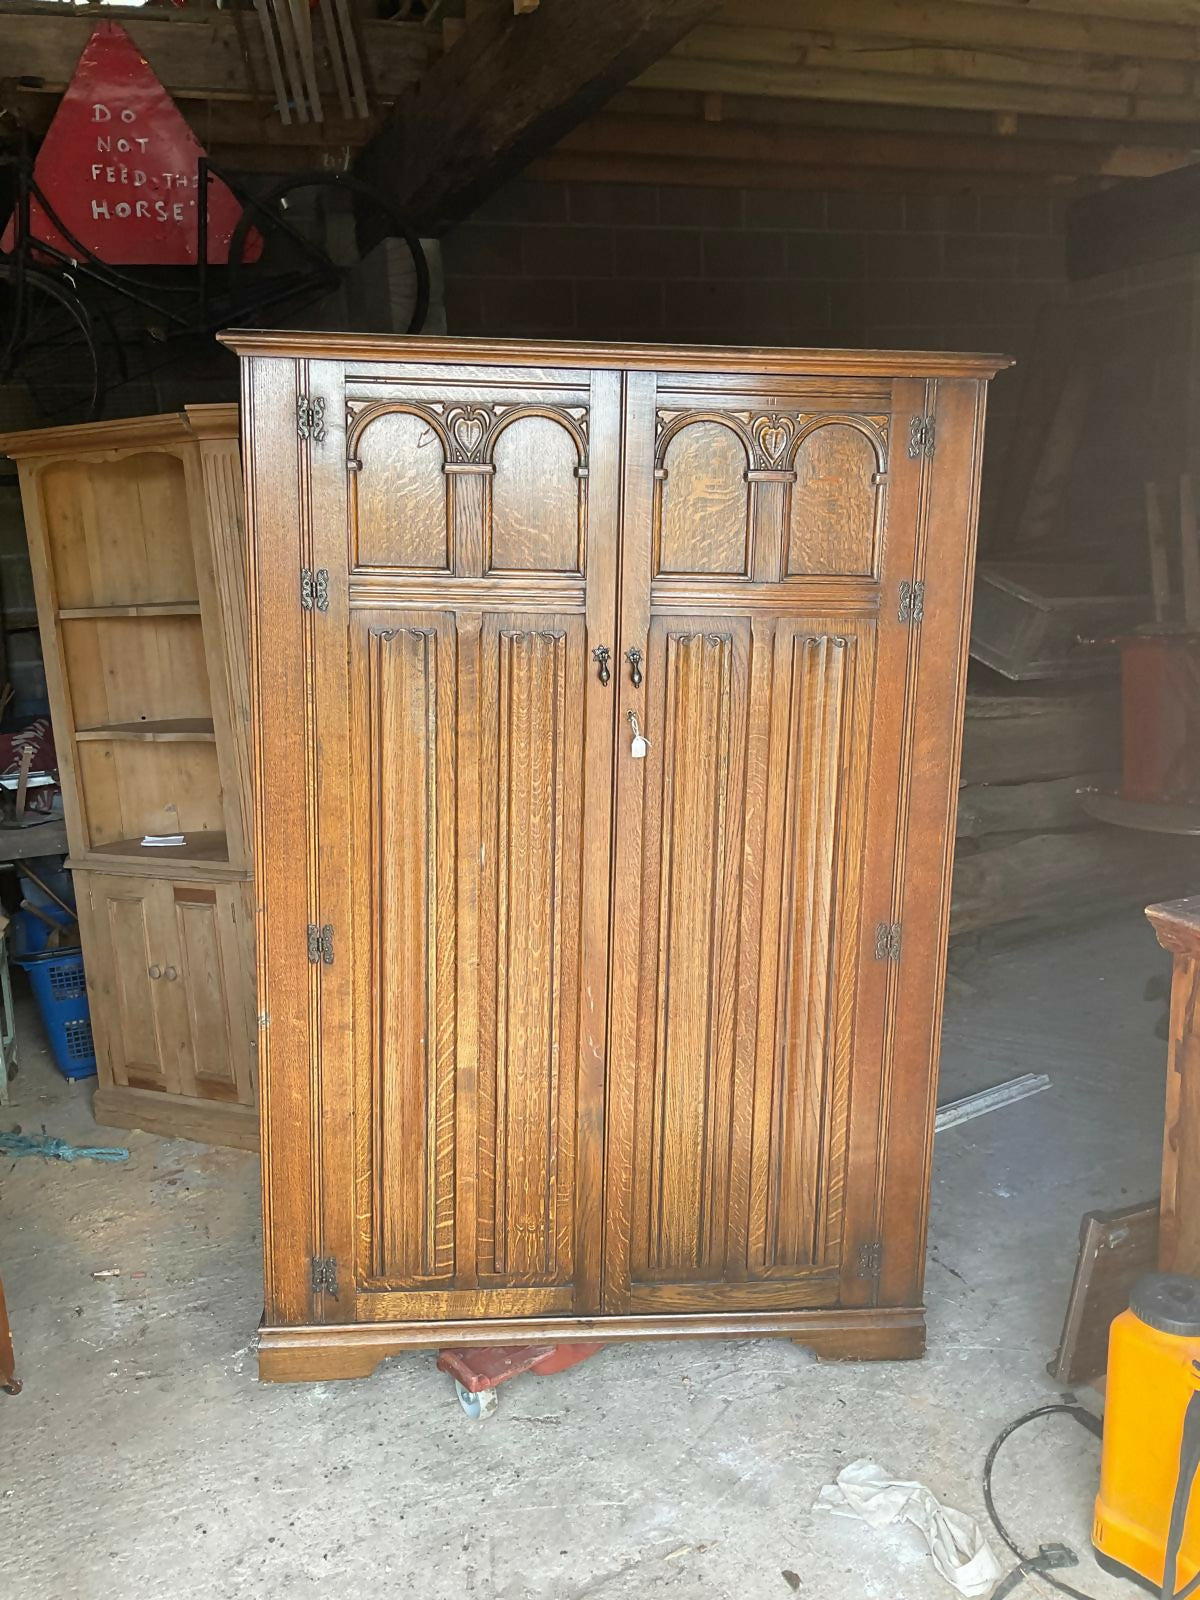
[165,966,178,981]
[148,965,161,980]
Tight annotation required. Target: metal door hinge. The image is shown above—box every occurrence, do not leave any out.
[300,567,329,612]
[857,1241,883,1279]
[311,1256,338,1298]
[874,921,902,962]
[907,413,935,458]
[898,579,925,625]
[307,923,334,965]
[297,395,326,442]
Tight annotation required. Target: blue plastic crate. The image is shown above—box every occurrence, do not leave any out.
[12,865,77,958]
[15,947,96,1081]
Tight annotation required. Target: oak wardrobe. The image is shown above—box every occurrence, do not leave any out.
[224,333,1005,1382]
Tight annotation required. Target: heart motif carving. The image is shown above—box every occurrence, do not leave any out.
[755,415,792,463]
[450,408,489,459]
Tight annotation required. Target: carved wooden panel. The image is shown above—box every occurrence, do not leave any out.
[614,617,874,1303]
[656,418,749,575]
[348,399,588,577]
[351,408,450,571]
[787,421,885,578]
[352,610,588,1294]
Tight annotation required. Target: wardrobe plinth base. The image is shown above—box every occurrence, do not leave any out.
[256,1305,927,1382]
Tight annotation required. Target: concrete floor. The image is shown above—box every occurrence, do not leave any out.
[2,912,1170,1600]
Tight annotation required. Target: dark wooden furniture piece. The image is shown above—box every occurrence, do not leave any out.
[224,332,1005,1382]
[1148,896,1200,1275]
[0,1273,19,1394]
[1047,1200,1159,1386]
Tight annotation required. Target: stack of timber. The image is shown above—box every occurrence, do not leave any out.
[951,679,1200,944]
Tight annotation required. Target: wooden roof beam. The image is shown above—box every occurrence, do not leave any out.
[554,111,1189,181]
[946,0,1200,26]
[0,8,428,103]
[721,0,1200,66]
[356,0,720,232]
[641,52,1200,125]
[610,84,1200,151]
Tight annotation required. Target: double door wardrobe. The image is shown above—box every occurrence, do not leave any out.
[222,333,1004,1381]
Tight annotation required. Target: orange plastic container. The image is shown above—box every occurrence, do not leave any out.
[1094,1275,1200,1595]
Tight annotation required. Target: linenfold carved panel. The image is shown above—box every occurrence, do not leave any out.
[477,622,584,1283]
[362,621,457,1284]
[357,612,585,1291]
[629,621,871,1284]
[653,409,887,580]
[347,400,589,576]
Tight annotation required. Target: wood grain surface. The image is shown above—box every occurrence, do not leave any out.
[227,334,997,1378]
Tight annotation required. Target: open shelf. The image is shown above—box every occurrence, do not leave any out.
[86,832,231,866]
[75,718,216,744]
[58,602,202,621]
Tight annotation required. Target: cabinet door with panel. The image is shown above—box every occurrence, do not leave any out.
[77,871,181,1094]
[603,373,923,1316]
[169,881,255,1108]
[78,873,254,1108]
[249,356,623,1330]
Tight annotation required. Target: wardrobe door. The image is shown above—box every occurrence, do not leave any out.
[603,369,927,1316]
[290,359,621,1328]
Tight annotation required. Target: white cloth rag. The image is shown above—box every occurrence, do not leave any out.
[814,1458,1003,1597]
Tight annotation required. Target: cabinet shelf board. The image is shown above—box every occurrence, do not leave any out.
[58,602,202,620]
[75,718,216,743]
[84,831,231,866]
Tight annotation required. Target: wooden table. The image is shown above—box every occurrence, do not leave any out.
[1148,897,1200,1274]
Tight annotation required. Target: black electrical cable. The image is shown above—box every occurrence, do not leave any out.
[981,1400,1200,1600]
[982,1402,1106,1600]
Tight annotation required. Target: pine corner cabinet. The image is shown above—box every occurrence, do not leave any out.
[224,333,1007,1383]
[1,406,257,1151]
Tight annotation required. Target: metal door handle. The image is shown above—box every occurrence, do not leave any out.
[592,645,611,685]
[626,647,643,688]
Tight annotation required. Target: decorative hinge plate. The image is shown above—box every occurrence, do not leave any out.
[300,567,330,613]
[297,395,326,443]
[907,413,935,458]
[857,1241,883,1279]
[898,579,925,625]
[874,921,902,962]
[306,922,334,965]
[311,1256,338,1298]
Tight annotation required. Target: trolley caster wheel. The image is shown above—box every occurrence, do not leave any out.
[455,1380,498,1420]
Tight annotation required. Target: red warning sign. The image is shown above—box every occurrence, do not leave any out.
[3,20,259,265]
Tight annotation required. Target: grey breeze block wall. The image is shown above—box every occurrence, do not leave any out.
[441,179,1070,542]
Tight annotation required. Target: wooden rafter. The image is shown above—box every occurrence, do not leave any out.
[6,0,1200,191]
[355,0,721,229]
[0,9,428,103]
[544,111,1188,181]
[721,0,1200,65]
